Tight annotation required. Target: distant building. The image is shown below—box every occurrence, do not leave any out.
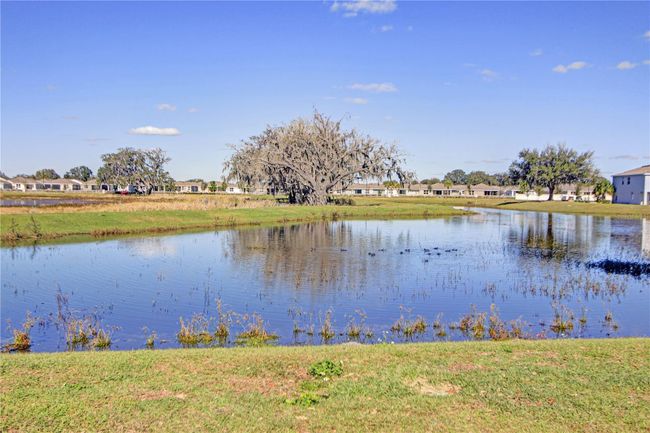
[175,181,203,193]
[612,165,650,205]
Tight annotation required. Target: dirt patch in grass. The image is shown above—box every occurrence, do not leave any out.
[408,378,461,397]
[227,372,304,397]
[447,363,487,372]
[138,390,187,401]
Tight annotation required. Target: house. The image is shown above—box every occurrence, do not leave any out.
[9,177,42,191]
[0,176,15,190]
[612,165,650,205]
[175,181,203,193]
[39,178,83,192]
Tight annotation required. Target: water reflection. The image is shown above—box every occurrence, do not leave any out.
[1,209,648,352]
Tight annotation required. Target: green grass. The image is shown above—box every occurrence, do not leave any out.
[1,338,648,432]
[0,199,468,246]
[355,196,650,218]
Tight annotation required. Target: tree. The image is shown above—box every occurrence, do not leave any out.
[34,169,60,180]
[383,180,401,188]
[592,177,614,202]
[493,172,510,186]
[508,144,596,201]
[443,169,467,185]
[97,147,173,194]
[466,170,495,186]
[443,179,453,191]
[208,180,218,193]
[420,178,441,184]
[225,112,413,205]
[64,166,93,181]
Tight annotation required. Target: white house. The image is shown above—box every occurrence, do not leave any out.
[612,165,650,205]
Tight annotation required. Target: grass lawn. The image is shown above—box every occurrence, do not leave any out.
[356,196,650,218]
[1,338,648,432]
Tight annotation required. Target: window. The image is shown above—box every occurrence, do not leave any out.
[355,189,362,194]
[627,177,630,185]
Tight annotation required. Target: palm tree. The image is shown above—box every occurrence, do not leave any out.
[593,177,614,202]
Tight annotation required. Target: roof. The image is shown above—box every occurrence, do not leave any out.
[613,165,650,176]
[176,181,202,186]
[10,177,39,183]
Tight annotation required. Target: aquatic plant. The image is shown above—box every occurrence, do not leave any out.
[92,329,112,350]
[319,310,336,342]
[66,318,94,349]
[235,313,279,346]
[3,313,36,352]
[177,314,213,346]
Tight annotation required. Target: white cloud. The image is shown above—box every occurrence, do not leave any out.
[616,61,637,70]
[379,24,393,32]
[46,84,58,92]
[348,82,397,93]
[157,103,176,111]
[644,59,650,65]
[407,25,413,31]
[529,48,543,57]
[644,30,650,40]
[480,69,498,81]
[188,107,200,113]
[552,61,588,73]
[344,97,368,105]
[330,0,396,17]
[129,126,181,136]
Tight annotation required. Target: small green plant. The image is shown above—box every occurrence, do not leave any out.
[6,218,22,242]
[28,215,42,239]
[285,392,320,407]
[308,360,343,379]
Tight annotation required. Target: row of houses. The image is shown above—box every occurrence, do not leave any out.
[334,182,610,202]
[0,176,266,195]
[4,163,648,203]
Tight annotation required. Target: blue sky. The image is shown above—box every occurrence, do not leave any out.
[2,1,649,181]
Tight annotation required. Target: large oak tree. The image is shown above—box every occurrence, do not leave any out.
[509,144,596,201]
[225,112,413,205]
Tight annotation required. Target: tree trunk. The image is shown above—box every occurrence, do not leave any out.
[547,185,555,201]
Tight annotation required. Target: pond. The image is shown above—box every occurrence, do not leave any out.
[0,198,99,207]
[1,208,649,351]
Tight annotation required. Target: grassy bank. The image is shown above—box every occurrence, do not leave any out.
[1,338,648,432]
[0,195,467,245]
[1,192,648,246]
[357,196,650,218]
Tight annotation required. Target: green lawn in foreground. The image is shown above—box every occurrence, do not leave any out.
[1,338,648,432]
[0,200,467,245]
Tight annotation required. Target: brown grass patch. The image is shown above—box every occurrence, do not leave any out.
[447,363,486,373]
[138,390,187,401]
[407,378,461,397]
